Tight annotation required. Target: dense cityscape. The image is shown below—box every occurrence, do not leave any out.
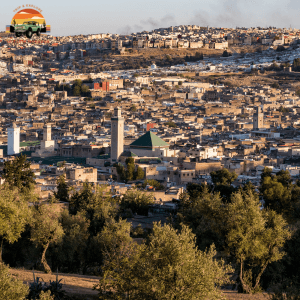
[1,24,300,299]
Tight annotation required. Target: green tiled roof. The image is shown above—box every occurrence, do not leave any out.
[29,156,87,166]
[130,131,169,148]
[0,146,34,157]
[95,154,110,159]
[122,151,138,157]
[129,151,138,157]
[20,141,40,147]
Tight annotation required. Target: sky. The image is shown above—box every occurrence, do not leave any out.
[1,0,300,36]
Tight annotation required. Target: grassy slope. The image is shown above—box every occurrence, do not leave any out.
[10,268,268,300]
[10,268,99,300]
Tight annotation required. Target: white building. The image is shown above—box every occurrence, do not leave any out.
[190,146,219,160]
[7,124,20,155]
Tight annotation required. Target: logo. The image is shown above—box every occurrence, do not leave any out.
[6,5,51,38]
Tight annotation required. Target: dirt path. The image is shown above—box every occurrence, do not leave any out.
[10,268,99,299]
[223,290,269,300]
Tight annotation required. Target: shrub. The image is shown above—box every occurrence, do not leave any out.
[165,121,177,128]
[27,271,65,300]
[0,263,28,300]
[142,179,164,190]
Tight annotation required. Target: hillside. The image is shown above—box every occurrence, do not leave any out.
[10,268,99,300]
[10,268,268,300]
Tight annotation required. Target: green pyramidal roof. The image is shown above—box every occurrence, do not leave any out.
[122,151,138,157]
[130,131,169,148]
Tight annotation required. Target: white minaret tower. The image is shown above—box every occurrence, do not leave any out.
[111,107,124,162]
[7,123,20,155]
[41,124,55,151]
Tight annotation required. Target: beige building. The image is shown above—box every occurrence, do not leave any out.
[69,167,97,183]
[179,169,196,184]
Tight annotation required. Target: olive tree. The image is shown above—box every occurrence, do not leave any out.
[95,222,231,299]
[30,205,64,274]
[0,185,30,261]
[0,262,28,300]
[179,189,290,293]
[225,192,290,293]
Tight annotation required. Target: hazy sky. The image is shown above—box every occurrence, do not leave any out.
[1,1,299,36]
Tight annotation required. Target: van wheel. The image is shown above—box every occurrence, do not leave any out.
[36,29,41,37]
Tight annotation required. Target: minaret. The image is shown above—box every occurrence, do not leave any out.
[7,123,20,155]
[111,107,124,162]
[44,124,52,141]
[253,106,264,130]
[41,124,55,151]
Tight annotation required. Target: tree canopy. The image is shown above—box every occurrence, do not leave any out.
[116,158,144,182]
[53,210,90,273]
[225,191,290,293]
[31,205,64,274]
[142,179,164,190]
[54,175,69,203]
[260,168,300,221]
[0,185,30,261]
[210,168,238,185]
[95,222,231,300]
[175,188,290,293]
[120,189,154,216]
[210,168,238,201]
[0,262,28,300]
[3,154,36,194]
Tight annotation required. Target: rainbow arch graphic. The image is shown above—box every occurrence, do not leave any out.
[6,8,51,34]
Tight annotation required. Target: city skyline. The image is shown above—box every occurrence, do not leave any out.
[1,0,299,36]
[0,3,300,296]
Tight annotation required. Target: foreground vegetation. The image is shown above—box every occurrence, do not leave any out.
[1,156,300,299]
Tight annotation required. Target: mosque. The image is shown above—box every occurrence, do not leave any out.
[110,107,170,162]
